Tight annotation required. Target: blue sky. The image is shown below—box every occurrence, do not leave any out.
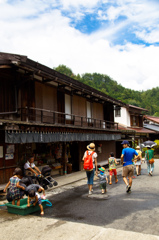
[0,0,159,90]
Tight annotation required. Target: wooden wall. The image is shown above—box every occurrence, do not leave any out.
[96,141,116,162]
[72,96,104,127]
[35,82,57,110]
[0,69,16,113]
[0,131,17,184]
[72,95,87,125]
[35,82,57,123]
[72,95,86,116]
[92,102,103,120]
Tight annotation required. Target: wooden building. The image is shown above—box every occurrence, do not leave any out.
[114,104,155,157]
[0,52,125,184]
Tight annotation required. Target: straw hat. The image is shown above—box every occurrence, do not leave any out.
[136,145,140,149]
[87,143,95,151]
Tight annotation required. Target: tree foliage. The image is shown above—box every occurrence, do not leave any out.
[54,65,159,116]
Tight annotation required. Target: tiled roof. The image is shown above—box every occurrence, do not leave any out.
[118,124,156,133]
[130,127,155,133]
[129,105,148,112]
[144,115,159,124]
[118,124,135,132]
[0,52,126,107]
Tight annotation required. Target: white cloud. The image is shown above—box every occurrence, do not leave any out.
[106,6,125,21]
[59,0,100,10]
[135,29,159,44]
[0,0,159,92]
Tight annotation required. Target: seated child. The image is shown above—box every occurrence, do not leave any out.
[27,189,44,215]
[96,167,108,194]
[108,152,119,185]
[3,168,25,206]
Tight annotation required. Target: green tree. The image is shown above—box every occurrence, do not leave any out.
[54,65,74,77]
[53,64,159,116]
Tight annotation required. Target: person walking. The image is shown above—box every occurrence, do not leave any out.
[145,147,154,176]
[121,140,139,193]
[108,152,119,184]
[96,167,108,194]
[82,143,97,195]
[134,146,142,176]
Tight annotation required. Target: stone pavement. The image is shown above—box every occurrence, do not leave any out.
[0,216,159,240]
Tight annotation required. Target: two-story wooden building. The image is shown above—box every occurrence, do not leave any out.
[0,52,126,184]
[114,104,155,157]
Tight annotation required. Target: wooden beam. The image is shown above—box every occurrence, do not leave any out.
[42,76,58,83]
[0,65,12,69]
[58,84,66,89]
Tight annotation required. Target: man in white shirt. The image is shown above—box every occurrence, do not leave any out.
[24,155,41,177]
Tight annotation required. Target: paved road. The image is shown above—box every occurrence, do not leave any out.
[44,161,159,236]
[1,161,159,239]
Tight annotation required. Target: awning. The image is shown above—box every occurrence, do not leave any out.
[144,123,159,132]
[130,127,156,133]
[5,131,121,143]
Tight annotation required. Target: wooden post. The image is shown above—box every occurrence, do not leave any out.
[41,110,43,123]
[53,112,55,124]
[78,142,83,171]
[62,143,67,175]
[81,117,83,127]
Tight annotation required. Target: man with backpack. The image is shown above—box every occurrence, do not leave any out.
[82,143,98,195]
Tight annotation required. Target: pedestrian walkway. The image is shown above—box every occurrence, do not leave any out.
[52,170,87,188]
[0,214,159,240]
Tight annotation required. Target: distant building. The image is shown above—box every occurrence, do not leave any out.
[144,115,159,140]
[114,105,155,157]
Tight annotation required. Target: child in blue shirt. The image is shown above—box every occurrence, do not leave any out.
[96,167,108,194]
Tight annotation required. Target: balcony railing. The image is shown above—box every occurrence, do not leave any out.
[0,107,118,130]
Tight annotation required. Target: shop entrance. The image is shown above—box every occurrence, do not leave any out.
[67,142,79,172]
[116,141,123,158]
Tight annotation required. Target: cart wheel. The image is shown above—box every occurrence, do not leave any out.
[44,185,48,190]
[53,181,58,186]
[49,183,53,188]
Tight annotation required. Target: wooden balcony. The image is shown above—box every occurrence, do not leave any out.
[0,107,118,131]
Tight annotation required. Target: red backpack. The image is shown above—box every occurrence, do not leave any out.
[83,151,94,170]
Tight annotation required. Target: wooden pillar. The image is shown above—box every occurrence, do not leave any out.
[78,142,82,171]
[62,143,67,175]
